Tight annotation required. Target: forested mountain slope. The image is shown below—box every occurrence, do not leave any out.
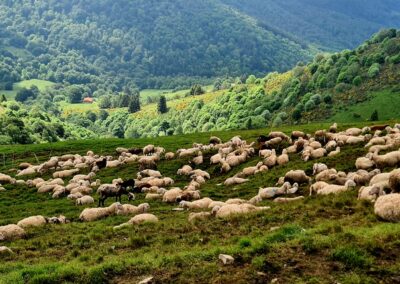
[0,0,311,90]
[222,0,400,50]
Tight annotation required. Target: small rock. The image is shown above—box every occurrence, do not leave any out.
[270,226,280,231]
[271,278,278,284]
[219,254,234,265]
[0,246,13,255]
[138,276,153,284]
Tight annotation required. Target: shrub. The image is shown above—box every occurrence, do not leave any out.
[323,94,333,104]
[305,100,316,111]
[368,63,380,78]
[352,76,362,86]
[370,110,378,121]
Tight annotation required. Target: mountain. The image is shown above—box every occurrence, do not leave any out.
[1,29,400,144]
[222,0,400,51]
[0,0,311,90]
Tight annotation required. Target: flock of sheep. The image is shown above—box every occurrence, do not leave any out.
[1,122,400,255]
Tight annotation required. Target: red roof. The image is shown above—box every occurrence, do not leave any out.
[82,97,94,103]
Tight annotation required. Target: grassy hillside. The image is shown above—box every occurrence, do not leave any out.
[0,122,399,283]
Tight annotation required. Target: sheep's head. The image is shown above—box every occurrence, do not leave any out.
[211,205,221,216]
[345,180,357,188]
[128,193,135,201]
[139,203,150,212]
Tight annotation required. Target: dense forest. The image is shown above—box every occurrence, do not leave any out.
[222,0,400,51]
[1,29,400,144]
[0,0,311,91]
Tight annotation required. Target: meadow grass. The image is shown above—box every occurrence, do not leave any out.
[0,121,399,283]
[0,79,55,101]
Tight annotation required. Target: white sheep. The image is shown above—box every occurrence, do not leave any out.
[116,203,150,215]
[224,177,249,186]
[67,192,83,200]
[179,198,213,210]
[79,202,122,222]
[114,213,159,230]
[177,165,193,176]
[374,193,400,222]
[76,195,95,206]
[0,246,13,255]
[317,180,356,195]
[389,169,400,193]
[188,212,212,223]
[355,157,375,170]
[328,147,341,157]
[17,216,47,228]
[273,196,304,203]
[162,188,183,203]
[358,185,384,202]
[0,224,25,241]
[312,163,328,175]
[212,204,269,218]
[277,149,289,166]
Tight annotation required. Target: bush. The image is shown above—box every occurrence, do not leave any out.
[323,94,333,104]
[370,110,378,121]
[352,76,362,86]
[368,63,380,78]
[305,100,316,111]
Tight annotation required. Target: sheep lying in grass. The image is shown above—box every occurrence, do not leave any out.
[0,173,16,184]
[273,196,304,203]
[17,216,47,228]
[389,169,400,193]
[179,198,213,210]
[313,163,328,175]
[372,150,400,168]
[374,193,400,222]
[79,202,122,222]
[177,165,193,176]
[116,203,150,216]
[188,212,212,223]
[258,182,292,199]
[114,213,159,230]
[355,156,375,170]
[224,177,249,186]
[76,195,95,206]
[309,181,329,196]
[0,246,13,256]
[328,147,340,157]
[212,204,269,218]
[316,180,356,195]
[163,188,183,203]
[284,170,311,185]
[0,224,25,241]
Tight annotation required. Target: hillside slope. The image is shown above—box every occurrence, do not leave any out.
[0,0,311,90]
[222,0,400,50]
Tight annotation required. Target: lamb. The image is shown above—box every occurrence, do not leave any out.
[389,169,400,193]
[116,203,150,216]
[284,170,311,184]
[277,149,289,166]
[309,181,329,196]
[328,147,341,157]
[313,163,328,175]
[76,195,95,205]
[177,165,193,176]
[53,169,79,179]
[372,150,400,168]
[188,212,212,223]
[17,216,48,228]
[114,214,159,229]
[273,196,304,203]
[162,188,183,203]
[358,185,384,202]
[212,204,269,218]
[374,193,400,222]
[180,198,213,210]
[224,177,249,186]
[355,157,375,170]
[264,149,277,167]
[79,202,122,222]
[165,152,175,160]
[0,224,25,241]
[317,180,356,195]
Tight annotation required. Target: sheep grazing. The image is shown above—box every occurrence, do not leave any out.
[165,152,175,160]
[317,180,356,195]
[312,163,328,175]
[291,131,306,140]
[302,147,326,161]
[224,177,249,186]
[355,157,375,170]
[273,196,304,203]
[17,216,47,228]
[138,156,158,171]
[358,185,384,202]
[315,168,337,182]
[0,224,25,241]
[79,202,122,222]
[264,149,277,167]
[210,136,222,145]
[177,165,193,176]
[114,214,159,230]
[284,170,311,185]
[374,193,400,222]
[347,169,380,186]
[389,169,400,193]
[116,203,150,216]
[212,204,269,218]
[76,195,95,206]
[277,149,289,166]
[372,150,400,168]
[309,181,329,196]
[163,188,183,203]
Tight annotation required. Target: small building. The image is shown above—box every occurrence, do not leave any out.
[82,97,94,104]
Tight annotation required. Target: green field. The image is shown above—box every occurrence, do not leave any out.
[331,89,400,123]
[0,121,399,283]
[1,79,55,100]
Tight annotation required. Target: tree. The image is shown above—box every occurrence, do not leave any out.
[158,95,168,113]
[0,94,7,102]
[159,121,170,133]
[68,86,84,103]
[99,96,112,109]
[370,110,379,121]
[15,87,35,102]
[189,84,205,96]
[128,95,140,113]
